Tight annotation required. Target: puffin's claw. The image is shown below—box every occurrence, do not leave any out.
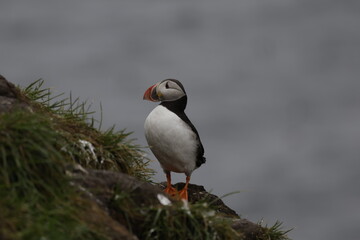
[164,185,178,197]
[178,188,188,200]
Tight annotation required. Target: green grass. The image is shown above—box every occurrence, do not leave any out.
[0,79,153,239]
[20,79,153,181]
[0,111,106,240]
[0,111,65,200]
[258,221,292,240]
[22,79,97,125]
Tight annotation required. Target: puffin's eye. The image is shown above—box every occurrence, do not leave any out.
[165,82,170,89]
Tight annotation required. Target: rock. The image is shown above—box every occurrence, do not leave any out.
[70,167,151,240]
[160,182,240,218]
[0,75,17,98]
[232,219,264,240]
[0,75,31,113]
[70,167,168,208]
[69,165,264,239]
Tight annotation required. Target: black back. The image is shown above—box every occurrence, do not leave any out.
[160,95,206,168]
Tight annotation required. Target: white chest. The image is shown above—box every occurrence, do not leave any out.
[144,105,197,175]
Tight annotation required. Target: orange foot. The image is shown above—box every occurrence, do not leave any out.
[178,188,188,200]
[164,172,178,198]
[178,176,190,201]
[164,185,178,197]
[163,173,191,201]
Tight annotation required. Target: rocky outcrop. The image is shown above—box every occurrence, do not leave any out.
[69,165,264,239]
[0,75,31,113]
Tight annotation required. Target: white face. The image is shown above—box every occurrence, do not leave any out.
[155,80,186,102]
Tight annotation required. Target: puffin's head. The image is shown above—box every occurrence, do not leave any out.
[143,79,186,102]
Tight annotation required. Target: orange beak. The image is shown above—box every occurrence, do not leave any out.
[143,84,159,102]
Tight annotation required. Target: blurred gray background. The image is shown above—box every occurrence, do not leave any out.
[1,1,360,239]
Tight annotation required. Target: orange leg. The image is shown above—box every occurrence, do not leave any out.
[178,176,190,200]
[164,172,178,197]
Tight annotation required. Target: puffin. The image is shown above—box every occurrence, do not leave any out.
[143,79,206,200]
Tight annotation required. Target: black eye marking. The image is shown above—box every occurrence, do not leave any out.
[165,81,170,89]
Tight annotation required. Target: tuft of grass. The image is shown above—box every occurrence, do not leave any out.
[22,79,96,124]
[20,79,153,181]
[258,221,292,240]
[97,127,153,181]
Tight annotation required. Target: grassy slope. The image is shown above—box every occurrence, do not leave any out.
[0,79,290,240]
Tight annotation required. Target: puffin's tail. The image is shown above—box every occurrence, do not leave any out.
[196,156,206,168]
